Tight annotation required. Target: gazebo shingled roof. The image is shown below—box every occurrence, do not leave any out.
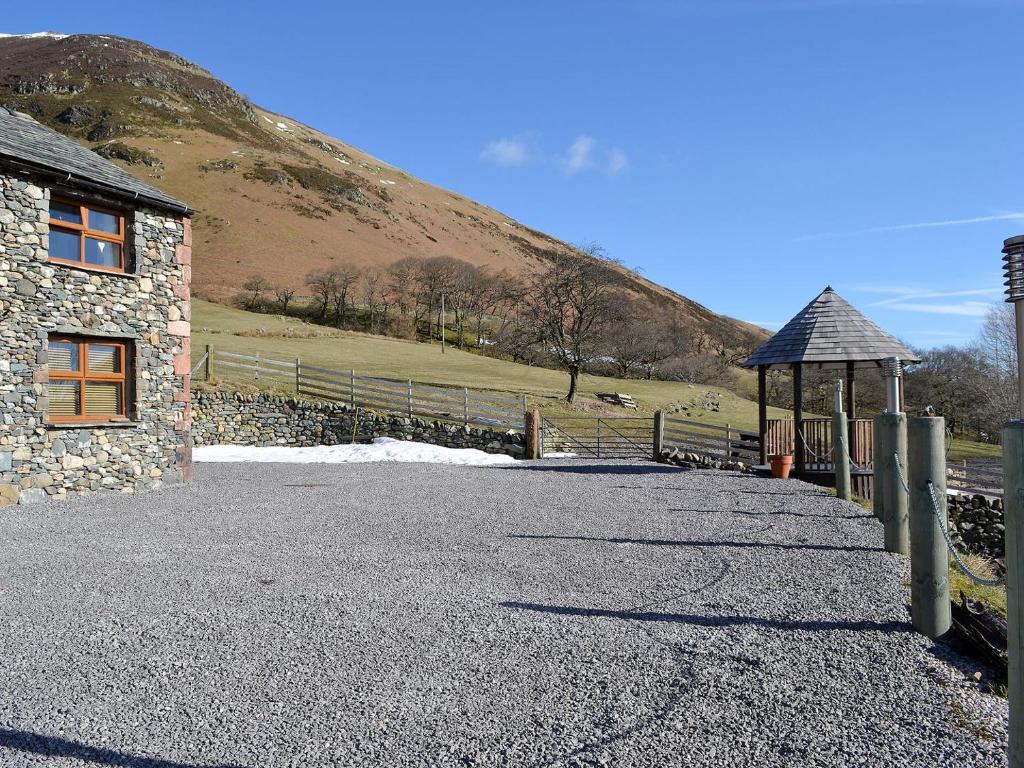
[743,286,921,371]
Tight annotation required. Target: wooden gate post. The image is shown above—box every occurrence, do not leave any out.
[653,411,665,461]
[1003,420,1024,768]
[908,415,951,639]
[205,344,213,381]
[525,408,541,460]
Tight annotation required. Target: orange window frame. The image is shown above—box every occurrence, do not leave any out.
[48,196,127,273]
[48,337,130,423]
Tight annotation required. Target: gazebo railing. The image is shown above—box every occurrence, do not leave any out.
[766,417,874,472]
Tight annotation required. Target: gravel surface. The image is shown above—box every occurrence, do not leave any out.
[0,459,1008,767]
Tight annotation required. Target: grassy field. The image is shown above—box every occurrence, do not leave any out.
[192,300,790,430]
[191,300,1004,463]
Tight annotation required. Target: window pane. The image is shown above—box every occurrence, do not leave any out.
[48,341,80,371]
[85,238,121,268]
[85,381,122,417]
[88,208,119,234]
[88,344,121,374]
[49,201,82,225]
[48,380,81,418]
[50,229,81,261]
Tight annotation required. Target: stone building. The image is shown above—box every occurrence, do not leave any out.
[0,107,193,506]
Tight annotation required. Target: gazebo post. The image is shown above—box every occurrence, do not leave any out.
[793,363,804,475]
[757,365,768,465]
[846,361,857,464]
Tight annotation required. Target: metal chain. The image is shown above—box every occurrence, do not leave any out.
[926,478,1005,587]
[891,453,1004,587]
[893,451,911,495]
[796,428,834,461]
[837,431,866,472]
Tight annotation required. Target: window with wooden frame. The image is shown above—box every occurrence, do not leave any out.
[47,337,131,423]
[48,197,127,272]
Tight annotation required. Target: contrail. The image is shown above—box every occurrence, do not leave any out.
[796,212,1024,241]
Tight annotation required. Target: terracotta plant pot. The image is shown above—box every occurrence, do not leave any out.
[770,454,794,480]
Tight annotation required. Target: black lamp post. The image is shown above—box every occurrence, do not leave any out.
[1002,235,1024,419]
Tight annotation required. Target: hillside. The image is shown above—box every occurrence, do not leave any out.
[0,31,765,350]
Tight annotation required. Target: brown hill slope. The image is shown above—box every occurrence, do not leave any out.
[0,32,764,347]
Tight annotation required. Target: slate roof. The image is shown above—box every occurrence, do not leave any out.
[0,107,192,214]
[743,286,921,370]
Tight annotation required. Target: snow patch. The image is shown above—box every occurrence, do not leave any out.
[0,32,68,40]
[193,437,517,466]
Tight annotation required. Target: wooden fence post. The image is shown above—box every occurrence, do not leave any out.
[253,351,260,381]
[873,416,887,522]
[725,423,732,460]
[653,411,665,461]
[908,415,951,639]
[408,379,414,418]
[464,388,469,428]
[1003,420,1024,768]
[295,357,301,396]
[879,412,909,555]
[832,409,851,502]
[350,369,355,409]
[525,408,541,459]
[205,344,213,381]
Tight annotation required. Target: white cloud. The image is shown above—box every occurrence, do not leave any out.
[607,147,630,177]
[860,285,1002,317]
[796,211,1024,242]
[881,301,994,317]
[563,135,597,174]
[479,137,531,167]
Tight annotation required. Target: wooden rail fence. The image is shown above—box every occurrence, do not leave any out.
[661,416,761,464]
[201,346,526,431]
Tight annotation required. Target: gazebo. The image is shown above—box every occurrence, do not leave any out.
[743,286,920,477]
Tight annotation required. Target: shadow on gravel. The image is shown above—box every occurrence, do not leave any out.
[500,601,910,633]
[732,509,875,521]
[0,728,244,768]
[500,464,684,475]
[510,533,879,553]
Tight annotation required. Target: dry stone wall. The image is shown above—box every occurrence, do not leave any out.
[948,492,1005,560]
[192,391,526,457]
[0,170,192,507]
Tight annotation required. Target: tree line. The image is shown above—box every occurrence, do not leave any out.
[233,244,751,402]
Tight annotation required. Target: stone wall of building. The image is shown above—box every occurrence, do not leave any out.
[0,170,192,507]
[192,391,526,457]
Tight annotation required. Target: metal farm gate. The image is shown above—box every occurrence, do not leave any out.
[541,416,653,459]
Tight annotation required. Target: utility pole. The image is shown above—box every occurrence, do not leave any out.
[441,293,446,354]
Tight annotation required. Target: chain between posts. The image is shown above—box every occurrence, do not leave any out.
[797,428,834,461]
[893,452,1005,587]
[837,431,866,472]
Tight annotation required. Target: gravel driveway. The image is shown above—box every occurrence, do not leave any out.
[0,459,1008,767]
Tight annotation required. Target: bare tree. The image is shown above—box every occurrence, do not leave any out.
[605,296,683,378]
[239,275,270,311]
[527,243,621,402]
[274,285,297,313]
[330,265,361,328]
[305,269,337,323]
[361,268,384,333]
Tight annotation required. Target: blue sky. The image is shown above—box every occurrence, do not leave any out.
[5,0,1023,347]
